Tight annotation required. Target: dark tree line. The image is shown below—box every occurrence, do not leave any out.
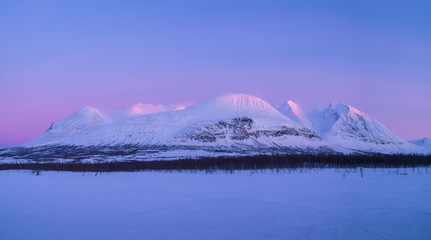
[0,154,430,172]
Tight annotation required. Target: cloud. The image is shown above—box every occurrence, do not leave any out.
[128,103,190,116]
[173,105,186,111]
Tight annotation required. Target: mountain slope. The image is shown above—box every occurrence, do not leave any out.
[409,138,431,154]
[25,106,113,146]
[307,103,421,154]
[277,100,312,128]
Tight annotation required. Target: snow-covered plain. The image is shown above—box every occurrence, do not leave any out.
[1,169,430,240]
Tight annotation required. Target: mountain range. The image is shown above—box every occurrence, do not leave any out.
[1,93,429,162]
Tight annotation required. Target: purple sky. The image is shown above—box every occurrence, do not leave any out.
[1,0,430,146]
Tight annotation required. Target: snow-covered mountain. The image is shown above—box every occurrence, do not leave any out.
[306,103,422,154]
[26,106,112,146]
[25,94,329,152]
[409,138,431,154]
[277,101,312,128]
[21,93,427,157]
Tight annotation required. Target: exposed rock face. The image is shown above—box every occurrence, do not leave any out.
[182,117,321,143]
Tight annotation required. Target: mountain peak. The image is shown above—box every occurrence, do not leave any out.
[286,100,306,119]
[25,106,112,146]
[277,100,311,128]
[409,138,431,154]
[328,102,349,113]
[209,93,272,108]
[188,93,282,117]
[327,102,368,119]
[286,100,296,106]
[76,106,101,115]
[306,102,410,153]
[71,106,111,123]
[410,137,431,144]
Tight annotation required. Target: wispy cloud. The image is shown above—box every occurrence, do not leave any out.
[128,102,191,116]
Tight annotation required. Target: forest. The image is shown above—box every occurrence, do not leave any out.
[1,153,430,173]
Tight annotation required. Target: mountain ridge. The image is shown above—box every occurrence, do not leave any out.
[18,94,428,157]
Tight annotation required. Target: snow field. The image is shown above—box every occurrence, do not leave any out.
[1,168,430,240]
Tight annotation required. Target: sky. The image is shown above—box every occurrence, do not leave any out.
[1,0,430,146]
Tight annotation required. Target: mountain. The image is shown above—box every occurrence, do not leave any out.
[25,106,112,146]
[45,94,329,152]
[11,94,427,162]
[409,138,431,154]
[277,100,312,128]
[307,103,421,154]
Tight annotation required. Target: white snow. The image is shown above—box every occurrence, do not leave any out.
[25,106,113,147]
[1,169,430,240]
[188,93,288,119]
[306,103,424,154]
[409,138,431,154]
[277,100,312,128]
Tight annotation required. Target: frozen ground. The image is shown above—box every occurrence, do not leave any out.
[1,168,430,240]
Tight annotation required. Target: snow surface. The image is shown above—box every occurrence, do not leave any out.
[409,138,431,154]
[277,100,312,128]
[1,169,430,240]
[26,106,112,146]
[306,103,423,154]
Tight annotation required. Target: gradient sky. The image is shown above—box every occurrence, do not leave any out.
[1,0,430,146]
